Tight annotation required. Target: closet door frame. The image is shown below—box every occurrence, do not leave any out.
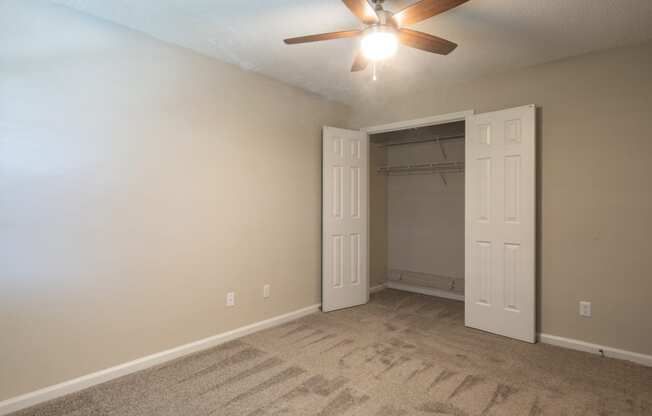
[363,111,475,135]
[362,109,475,296]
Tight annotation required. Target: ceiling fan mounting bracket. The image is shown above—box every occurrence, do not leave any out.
[370,0,393,25]
[374,9,396,28]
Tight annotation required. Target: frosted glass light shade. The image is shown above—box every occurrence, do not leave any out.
[361,29,398,61]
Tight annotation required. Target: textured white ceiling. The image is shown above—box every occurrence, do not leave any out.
[52,0,652,103]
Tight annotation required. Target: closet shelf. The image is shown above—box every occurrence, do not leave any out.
[377,161,464,175]
[380,134,464,148]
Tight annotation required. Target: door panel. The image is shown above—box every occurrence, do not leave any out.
[323,126,369,312]
[465,105,536,342]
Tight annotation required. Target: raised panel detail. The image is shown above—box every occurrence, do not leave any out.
[332,166,343,219]
[333,138,344,157]
[322,127,368,313]
[477,157,491,221]
[503,243,520,312]
[351,140,361,160]
[504,155,521,223]
[465,106,535,343]
[505,119,521,144]
[475,241,492,306]
[478,124,491,145]
[332,235,344,288]
[350,166,360,218]
[350,233,360,285]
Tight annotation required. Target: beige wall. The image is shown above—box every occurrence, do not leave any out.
[0,1,348,400]
[369,143,388,287]
[2,0,652,403]
[353,41,652,356]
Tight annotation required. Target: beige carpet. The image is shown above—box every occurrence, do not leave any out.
[12,289,652,415]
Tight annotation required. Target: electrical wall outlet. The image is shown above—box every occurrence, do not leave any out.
[579,301,591,317]
[226,291,235,307]
[263,284,271,299]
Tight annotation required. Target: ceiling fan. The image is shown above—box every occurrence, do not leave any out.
[283,0,469,72]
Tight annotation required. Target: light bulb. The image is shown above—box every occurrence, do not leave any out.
[361,27,398,61]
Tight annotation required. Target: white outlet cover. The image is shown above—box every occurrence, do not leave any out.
[263,285,270,298]
[579,301,591,317]
[226,292,235,307]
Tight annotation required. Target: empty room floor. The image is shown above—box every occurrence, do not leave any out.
[14,289,652,416]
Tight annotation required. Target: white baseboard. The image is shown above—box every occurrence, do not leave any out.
[384,281,651,367]
[4,301,649,416]
[369,283,386,293]
[538,333,652,367]
[387,281,465,302]
[386,280,651,368]
[0,304,321,416]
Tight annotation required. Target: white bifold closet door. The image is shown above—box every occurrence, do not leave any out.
[465,105,536,343]
[322,126,369,312]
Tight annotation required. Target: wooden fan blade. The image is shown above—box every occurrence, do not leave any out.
[284,30,361,44]
[398,28,458,55]
[351,50,368,72]
[393,0,470,26]
[342,0,378,25]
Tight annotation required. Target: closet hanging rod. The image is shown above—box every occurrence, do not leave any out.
[377,161,464,175]
[379,169,464,177]
[380,134,464,148]
[378,161,464,170]
[381,169,464,174]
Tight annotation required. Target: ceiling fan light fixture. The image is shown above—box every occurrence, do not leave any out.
[283,0,468,73]
[361,26,398,61]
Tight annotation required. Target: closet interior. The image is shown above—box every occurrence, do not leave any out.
[370,121,465,301]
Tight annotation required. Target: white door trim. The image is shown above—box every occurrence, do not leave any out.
[362,110,474,134]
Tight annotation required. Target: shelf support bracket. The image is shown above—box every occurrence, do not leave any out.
[437,137,447,160]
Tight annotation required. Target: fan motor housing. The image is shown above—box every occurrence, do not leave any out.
[374,8,397,27]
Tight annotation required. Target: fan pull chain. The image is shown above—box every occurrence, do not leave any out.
[372,62,377,81]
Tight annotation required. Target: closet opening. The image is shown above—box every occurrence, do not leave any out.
[370,120,466,304]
